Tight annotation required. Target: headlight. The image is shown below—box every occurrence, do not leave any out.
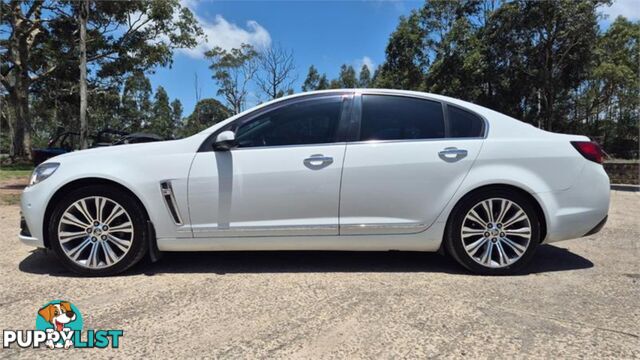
[29,162,60,186]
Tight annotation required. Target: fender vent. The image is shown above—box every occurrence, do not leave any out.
[160,181,183,225]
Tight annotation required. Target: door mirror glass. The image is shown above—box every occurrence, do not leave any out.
[213,130,236,151]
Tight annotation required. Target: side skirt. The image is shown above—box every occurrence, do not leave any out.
[156,222,447,252]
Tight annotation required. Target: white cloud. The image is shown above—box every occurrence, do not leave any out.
[178,2,272,58]
[600,0,640,21]
[355,56,375,71]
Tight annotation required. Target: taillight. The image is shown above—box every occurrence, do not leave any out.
[571,141,603,164]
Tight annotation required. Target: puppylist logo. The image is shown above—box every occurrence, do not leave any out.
[3,300,123,349]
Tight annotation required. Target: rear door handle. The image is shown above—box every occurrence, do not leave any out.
[304,154,333,169]
[438,147,468,162]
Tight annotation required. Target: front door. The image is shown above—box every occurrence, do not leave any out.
[188,95,352,237]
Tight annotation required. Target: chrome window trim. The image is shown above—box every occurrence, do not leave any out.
[345,137,485,146]
[229,141,348,151]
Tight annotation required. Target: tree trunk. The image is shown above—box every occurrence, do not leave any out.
[78,0,89,149]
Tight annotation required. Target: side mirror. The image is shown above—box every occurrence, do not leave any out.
[212,130,236,151]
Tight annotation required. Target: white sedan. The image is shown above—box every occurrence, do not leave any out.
[19,90,610,276]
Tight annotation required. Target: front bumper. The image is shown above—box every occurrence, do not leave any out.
[18,184,50,248]
[19,213,44,247]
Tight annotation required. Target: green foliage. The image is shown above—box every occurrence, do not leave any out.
[121,72,153,132]
[205,44,258,114]
[374,12,428,89]
[171,99,184,132]
[338,64,357,88]
[181,98,232,137]
[358,65,372,88]
[0,0,202,158]
[302,66,321,91]
[317,74,330,90]
[301,66,331,91]
[148,86,174,139]
[368,0,637,158]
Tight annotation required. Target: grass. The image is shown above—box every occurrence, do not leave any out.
[0,193,20,206]
[0,164,33,181]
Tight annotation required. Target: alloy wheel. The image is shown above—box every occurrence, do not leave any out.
[57,196,134,269]
[460,198,532,268]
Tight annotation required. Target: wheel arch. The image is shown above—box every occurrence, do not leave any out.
[443,184,547,245]
[42,177,153,249]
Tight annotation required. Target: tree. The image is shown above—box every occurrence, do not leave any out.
[148,86,173,139]
[78,0,89,148]
[338,64,357,88]
[302,65,320,91]
[374,11,427,89]
[75,0,202,147]
[1,0,203,157]
[485,0,602,130]
[317,74,330,90]
[358,64,372,87]
[256,44,296,99]
[120,72,152,132]
[574,16,639,157]
[0,1,56,158]
[182,98,231,136]
[205,44,258,114]
[302,66,332,91]
[171,99,184,135]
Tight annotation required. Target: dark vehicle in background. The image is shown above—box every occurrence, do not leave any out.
[32,128,165,166]
[31,130,79,166]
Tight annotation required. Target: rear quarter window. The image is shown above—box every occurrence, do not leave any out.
[447,105,485,138]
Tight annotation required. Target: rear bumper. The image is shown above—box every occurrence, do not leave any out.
[538,162,610,244]
[584,215,607,237]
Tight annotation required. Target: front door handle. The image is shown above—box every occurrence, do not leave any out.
[438,147,468,162]
[304,154,333,169]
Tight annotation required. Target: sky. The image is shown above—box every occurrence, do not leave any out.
[148,0,640,116]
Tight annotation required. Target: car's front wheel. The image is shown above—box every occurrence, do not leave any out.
[48,185,148,276]
[445,189,541,275]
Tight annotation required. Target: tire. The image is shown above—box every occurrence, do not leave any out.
[48,184,149,276]
[444,188,541,275]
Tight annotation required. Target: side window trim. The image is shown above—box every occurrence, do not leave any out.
[442,102,451,138]
[198,92,354,152]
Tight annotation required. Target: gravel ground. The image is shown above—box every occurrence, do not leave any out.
[0,190,638,359]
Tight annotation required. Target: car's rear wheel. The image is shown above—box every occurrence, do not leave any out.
[445,189,541,275]
[48,185,148,276]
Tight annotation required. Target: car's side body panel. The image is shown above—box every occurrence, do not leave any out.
[19,89,610,256]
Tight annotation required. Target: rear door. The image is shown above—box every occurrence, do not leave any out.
[339,94,485,235]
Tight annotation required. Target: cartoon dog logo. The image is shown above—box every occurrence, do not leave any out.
[37,301,77,349]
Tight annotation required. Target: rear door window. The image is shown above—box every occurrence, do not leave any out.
[359,95,445,141]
